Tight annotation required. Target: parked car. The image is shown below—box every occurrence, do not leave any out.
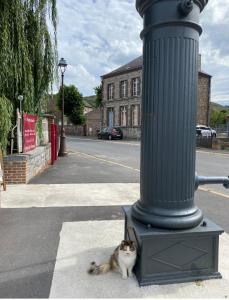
[97,127,123,140]
[196,125,216,138]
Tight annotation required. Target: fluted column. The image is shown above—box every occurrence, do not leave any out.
[132,0,208,229]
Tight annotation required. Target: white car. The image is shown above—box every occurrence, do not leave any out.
[196,125,217,138]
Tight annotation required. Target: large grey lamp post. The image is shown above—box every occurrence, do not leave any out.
[58,58,68,157]
[123,0,229,286]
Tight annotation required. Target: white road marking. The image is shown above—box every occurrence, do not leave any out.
[197,150,229,157]
[72,151,140,172]
[67,136,140,146]
[199,187,229,199]
[71,151,229,200]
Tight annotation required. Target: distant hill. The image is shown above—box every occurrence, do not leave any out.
[83,95,96,108]
[210,102,229,112]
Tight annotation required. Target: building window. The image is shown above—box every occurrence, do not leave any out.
[120,106,128,127]
[107,83,114,100]
[120,80,128,98]
[132,77,141,97]
[107,107,114,127]
[131,105,139,126]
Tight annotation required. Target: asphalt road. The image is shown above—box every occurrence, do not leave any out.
[1,137,229,298]
[32,136,229,196]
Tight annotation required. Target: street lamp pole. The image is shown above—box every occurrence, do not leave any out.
[18,95,24,152]
[58,58,68,157]
[18,95,23,115]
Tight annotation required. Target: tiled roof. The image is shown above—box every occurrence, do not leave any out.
[102,56,143,78]
[102,55,211,79]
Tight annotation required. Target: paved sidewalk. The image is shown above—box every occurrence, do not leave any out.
[1,183,229,298]
[2,183,229,232]
[50,220,229,298]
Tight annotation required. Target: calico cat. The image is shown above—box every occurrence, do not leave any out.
[88,240,137,279]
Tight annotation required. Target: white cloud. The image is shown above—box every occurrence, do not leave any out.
[56,0,229,105]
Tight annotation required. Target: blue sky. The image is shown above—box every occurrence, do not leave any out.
[56,0,229,106]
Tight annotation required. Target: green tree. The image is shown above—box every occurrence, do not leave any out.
[57,85,86,125]
[0,0,57,112]
[0,97,13,153]
[210,109,229,127]
[0,0,57,152]
[94,84,102,108]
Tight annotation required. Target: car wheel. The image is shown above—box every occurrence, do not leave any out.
[108,135,112,140]
[213,133,216,138]
[98,134,101,139]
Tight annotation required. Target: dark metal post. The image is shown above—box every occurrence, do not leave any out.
[123,0,225,286]
[58,58,67,157]
[131,0,208,230]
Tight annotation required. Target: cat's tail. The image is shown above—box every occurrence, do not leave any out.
[87,261,111,275]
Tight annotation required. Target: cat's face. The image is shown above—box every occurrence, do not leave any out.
[119,240,136,255]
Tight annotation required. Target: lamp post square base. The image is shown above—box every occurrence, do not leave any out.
[123,206,224,286]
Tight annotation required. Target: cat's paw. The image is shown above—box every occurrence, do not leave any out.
[122,275,128,280]
[128,272,133,278]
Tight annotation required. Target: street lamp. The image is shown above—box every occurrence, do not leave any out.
[18,95,23,114]
[58,57,68,157]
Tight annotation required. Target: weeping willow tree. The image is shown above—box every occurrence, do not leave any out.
[0,0,57,151]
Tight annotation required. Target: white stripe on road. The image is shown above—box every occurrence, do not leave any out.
[67,136,140,146]
[199,187,229,199]
[197,150,229,157]
[72,151,140,172]
[72,151,229,200]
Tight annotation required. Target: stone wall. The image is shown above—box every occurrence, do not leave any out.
[120,126,141,140]
[64,125,85,136]
[3,144,51,184]
[197,73,211,125]
[212,138,229,151]
[85,108,101,136]
[102,69,142,128]
[102,68,211,139]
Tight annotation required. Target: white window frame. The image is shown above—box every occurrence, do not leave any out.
[107,83,114,100]
[132,77,140,97]
[132,105,139,126]
[120,80,128,98]
[120,106,127,127]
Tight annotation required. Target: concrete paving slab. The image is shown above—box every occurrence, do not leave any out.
[50,220,229,298]
[1,184,139,208]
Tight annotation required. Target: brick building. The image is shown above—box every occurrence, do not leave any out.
[101,56,211,139]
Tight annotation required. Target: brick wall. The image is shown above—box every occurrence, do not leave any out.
[3,144,51,184]
[4,159,28,184]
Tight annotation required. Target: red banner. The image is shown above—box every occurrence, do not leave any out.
[23,113,37,153]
